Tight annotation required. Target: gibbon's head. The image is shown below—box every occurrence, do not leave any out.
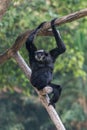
[35,50,48,61]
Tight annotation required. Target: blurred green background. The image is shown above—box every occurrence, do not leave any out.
[0,0,87,130]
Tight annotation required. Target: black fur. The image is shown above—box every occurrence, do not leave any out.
[26,19,66,107]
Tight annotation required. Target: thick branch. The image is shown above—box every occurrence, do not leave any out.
[12,8,87,51]
[0,8,87,65]
[13,52,66,130]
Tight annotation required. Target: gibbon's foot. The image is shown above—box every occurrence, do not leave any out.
[48,102,55,108]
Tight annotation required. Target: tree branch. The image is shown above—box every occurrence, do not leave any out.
[0,8,87,64]
[0,0,11,20]
[0,8,87,65]
[12,52,66,130]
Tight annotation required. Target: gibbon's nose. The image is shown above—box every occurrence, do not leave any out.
[38,53,42,58]
[37,53,45,61]
[38,53,44,58]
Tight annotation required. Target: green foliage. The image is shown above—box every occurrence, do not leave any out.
[63,103,86,122]
[0,93,55,130]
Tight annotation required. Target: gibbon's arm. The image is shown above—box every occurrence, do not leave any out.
[50,19,66,61]
[26,31,37,59]
[26,22,46,60]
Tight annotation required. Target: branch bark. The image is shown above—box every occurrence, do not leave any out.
[0,0,11,20]
[0,8,87,65]
[13,52,66,130]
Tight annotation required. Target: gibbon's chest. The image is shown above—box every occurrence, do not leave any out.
[31,58,54,72]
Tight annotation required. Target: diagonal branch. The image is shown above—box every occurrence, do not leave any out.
[0,8,87,65]
[13,52,66,130]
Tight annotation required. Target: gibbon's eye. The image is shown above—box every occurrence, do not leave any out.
[45,52,49,56]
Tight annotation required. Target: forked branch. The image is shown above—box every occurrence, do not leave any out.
[0,8,87,65]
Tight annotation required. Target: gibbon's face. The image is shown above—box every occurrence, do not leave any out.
[35,50,48,61]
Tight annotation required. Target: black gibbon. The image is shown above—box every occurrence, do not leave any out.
[26,19,66,107]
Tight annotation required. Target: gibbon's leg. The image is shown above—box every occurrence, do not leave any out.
[48,83,62,107]
[50,18,66,61]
